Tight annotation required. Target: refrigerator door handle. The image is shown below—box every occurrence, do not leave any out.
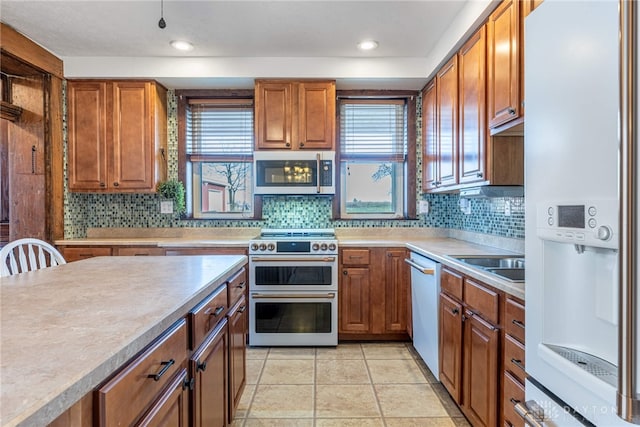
[514,400,546,427]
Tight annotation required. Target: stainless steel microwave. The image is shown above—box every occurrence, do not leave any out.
[253,151,335,195]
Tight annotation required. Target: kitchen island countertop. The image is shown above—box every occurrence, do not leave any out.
[0,254,247,427]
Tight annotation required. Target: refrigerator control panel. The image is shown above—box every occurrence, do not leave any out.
[537,201,618,249]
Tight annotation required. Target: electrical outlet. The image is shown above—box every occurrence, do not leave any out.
[504,200,511,216]
[160,200,174,214]
[419,200,430,214]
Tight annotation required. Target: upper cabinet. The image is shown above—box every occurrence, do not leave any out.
[436,56,459,189]
[254,79,335,150]
[67,80,167,192]
[487,0,520,130]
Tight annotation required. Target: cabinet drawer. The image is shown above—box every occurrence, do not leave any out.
[189,284,228,350]
[464,278,499,324]
[116,247,165,256]
[62,246,112,262]
[505,297,525,343]
[504,334,526,384]
[503,371,525,427]
[441,268,463,300]
[227,267,247,307]
[97,319,188,427]
[342,249,370,266]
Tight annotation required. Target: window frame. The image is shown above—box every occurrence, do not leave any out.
[333,90,417,220]
[177,89,262,219]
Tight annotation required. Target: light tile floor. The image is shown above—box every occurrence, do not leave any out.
[232,342,471,427]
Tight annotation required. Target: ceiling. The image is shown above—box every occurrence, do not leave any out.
[0,0,497,90]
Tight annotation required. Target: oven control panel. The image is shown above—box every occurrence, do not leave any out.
[249,240,337,254]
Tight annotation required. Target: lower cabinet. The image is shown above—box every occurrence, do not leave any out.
[228,295,247,423]
[136,368,190,427]
[438,267,501,427]
[190,319,229,427]
[338,247,410,339]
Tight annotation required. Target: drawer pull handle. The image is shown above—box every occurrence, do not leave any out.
[238,305,247,313]
[451,308,459,315]
[511,358,525,371]
[510,398,521,405]
[205,306,225,317]
[197,360,207,372]
[512,319,525,329]
[148,359,175,381]
[236,282,246,289]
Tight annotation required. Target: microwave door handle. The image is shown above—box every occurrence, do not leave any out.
[317,153,321,193]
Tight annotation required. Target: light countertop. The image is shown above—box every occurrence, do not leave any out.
[0,255,247,427]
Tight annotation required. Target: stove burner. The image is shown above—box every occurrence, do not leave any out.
[249,228,338,254]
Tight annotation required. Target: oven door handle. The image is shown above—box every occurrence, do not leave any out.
[251,256,336,263]
[252,292,336,299]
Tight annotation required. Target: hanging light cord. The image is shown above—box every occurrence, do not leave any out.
[158,0,166,29]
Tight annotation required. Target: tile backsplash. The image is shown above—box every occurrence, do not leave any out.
[64,90,524,239]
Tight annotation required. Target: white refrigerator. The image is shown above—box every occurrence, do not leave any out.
[524,0,639,425]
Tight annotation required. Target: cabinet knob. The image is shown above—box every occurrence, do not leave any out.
[196,360,207,372]
[100,182,106,188]
[285,142,291,148]
[182,377,195,390]
[508,108,516,115]
[300,142,305,148]
[343,270,348,275]
[113,182,119,187]
[452,308,459,315]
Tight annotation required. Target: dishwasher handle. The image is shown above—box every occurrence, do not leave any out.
[404,258,435,275]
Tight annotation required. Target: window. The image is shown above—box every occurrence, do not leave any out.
[185,98,254,219]
[338,97,415,219]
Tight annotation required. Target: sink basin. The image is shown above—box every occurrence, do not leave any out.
[452,255,525,269]
[485,268,525,282]
[448,255,525,283]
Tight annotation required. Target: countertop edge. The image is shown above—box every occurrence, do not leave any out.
[7,255,248,427]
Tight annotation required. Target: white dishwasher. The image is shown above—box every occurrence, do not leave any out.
[405,251,441,380]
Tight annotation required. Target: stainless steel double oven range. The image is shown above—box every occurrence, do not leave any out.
[248,229,338,346]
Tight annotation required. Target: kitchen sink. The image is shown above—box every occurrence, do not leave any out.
[448,255,525,283]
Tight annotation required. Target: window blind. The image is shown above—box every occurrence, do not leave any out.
[186,98,254,160]
[339,100,407,161]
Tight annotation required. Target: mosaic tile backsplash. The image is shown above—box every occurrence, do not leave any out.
[64,90,525,239]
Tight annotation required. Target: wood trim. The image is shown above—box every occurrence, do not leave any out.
[0,100,22,121]
[0,23,63,78]
[49,76,64,240]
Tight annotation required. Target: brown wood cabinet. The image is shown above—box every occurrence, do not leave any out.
[60,246,113,262]
[67,80,167,192]
[136,368,190,427]
[438,267,500,427]
[254,79,335,150]
[227,295,247,423]
[190,319,228,427]
[339,247,410,339]
[422,80,438,191]
[487,0,520,129]
[502,295,526,427]
[435,56,458,189]
[458,26,487,186]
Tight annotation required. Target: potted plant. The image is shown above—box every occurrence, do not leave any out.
[156,179,186,216]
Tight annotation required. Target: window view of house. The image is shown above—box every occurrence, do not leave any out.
[186,99,254,218]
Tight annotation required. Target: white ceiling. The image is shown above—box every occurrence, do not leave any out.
[0,0,498,90]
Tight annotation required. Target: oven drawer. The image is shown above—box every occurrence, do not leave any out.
[189,284,228,350]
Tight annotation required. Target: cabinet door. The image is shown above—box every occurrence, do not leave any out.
[297,81,335,150]
[436,56,458,187]
[487,0,520,128]
[463,311,499,427]
[228,296,247,423]
[191,318,228,427]
[339,267,371,333]
[255,81,292,149]
[422,79,438,192]
[67,81,108,191]
[136,368,190,427]
[384,248,409,333]
[112,81,155,190]
[439,292,463,403]
[61,246,113,262]
[458,26,486,185]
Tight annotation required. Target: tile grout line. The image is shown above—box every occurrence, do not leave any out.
[242,347,269,424]
[362,344,389,427]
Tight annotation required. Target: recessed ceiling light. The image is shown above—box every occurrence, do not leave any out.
[170,40,194,51]
[357,40,379,51]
